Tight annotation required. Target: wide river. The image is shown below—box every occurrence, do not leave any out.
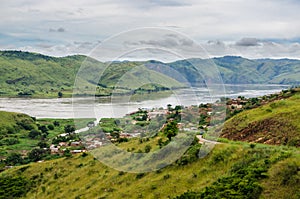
[0,84,289,119]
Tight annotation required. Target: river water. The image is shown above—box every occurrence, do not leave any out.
[0,84,289,119]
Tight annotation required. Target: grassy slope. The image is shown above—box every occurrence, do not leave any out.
[0,51,183,98]
[0,110,94,158]
[1,51,300,98]
[0,111,38,156]
[168,56,300,84]
[221,91,300,147]
[0,142,299,199]
[0,51,91,97]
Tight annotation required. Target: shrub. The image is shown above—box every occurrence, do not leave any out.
[144,145,152,153]
[53,121,60,126]
[1,138,19,145]
[47,124,54,130]
[28,129,41,139]
[0,176,32,199]
[5,152,23,165]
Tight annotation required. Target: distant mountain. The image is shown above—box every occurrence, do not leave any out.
[0,51,299,97]
[0,51,182,97]
[165,56,300,85]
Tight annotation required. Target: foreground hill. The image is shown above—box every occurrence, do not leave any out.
[1,90,300,198]
[221,88,300,147]
[0,142,299,199]
[1,50,300,97]
[0,110,93,160]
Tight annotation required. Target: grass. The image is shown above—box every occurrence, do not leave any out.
[0,51,184,98]
[0,141,299,199]
[260,154,300,199]
[221,92,300,147]
[116,135,167,153]
[1,50,300,98]
[0,111,95,159]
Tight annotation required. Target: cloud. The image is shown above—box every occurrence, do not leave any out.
[49,27,66,33]
[124,33,195,50]
[149,0,189,7]
[235,38,261,47]
[1,0,300,59]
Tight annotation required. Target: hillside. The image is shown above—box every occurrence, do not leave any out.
[1,90,300,198]
[0,111,39,157]
[0,110,94,161]
[1,51,300,98]
[167,56,300,85]
[0,51,182,98]
[0,142,299,199]
[221,88,300,147]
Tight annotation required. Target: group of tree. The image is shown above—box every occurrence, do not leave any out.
[4,147,50,166]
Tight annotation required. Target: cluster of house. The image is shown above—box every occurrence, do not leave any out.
[49,141,86,154]
[226,97,248,109]
[127,108,168,122]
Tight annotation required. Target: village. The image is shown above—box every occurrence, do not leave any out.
[48,89,293,155]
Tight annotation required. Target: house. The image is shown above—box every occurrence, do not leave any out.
[70,141,81,147]
[59,142,67,147]
[71,149,86,154]
[50,144,60,154]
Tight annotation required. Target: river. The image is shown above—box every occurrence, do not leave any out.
[0,84,289,119]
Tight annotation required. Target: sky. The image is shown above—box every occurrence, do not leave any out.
[1,0,300,60]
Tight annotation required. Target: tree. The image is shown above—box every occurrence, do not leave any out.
[37,141,49,148]
[28,129,41,139]
[174,105,183,111]
[58,91,63,98]
[64,125,75,134]
[6,153,23,165]
[167,104,172,111]
[53,121,60,126]
[144,145,152,153]
[28,148,47,162]
[38,125,48,134]
[163,121,178,141]
[47,124,54,130]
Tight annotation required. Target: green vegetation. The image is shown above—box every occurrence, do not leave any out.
[1,51,300,98]
[221,89,300,147]
[0,51,182,98]
[0,142,299,199]
[0,110,94,166]
[164,56,300,85]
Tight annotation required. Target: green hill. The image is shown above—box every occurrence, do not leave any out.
[1,51,300,98]
[1,90,300,198]
[166,56,300,85]
[221,88,300,147]
[0,141,299,199]
[0,111,39,157]
[0,110,94,160]
[0,51,183,98]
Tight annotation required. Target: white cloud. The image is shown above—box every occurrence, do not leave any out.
[1,0,300,59]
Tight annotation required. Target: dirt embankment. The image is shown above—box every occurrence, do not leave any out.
[221,117,300,147]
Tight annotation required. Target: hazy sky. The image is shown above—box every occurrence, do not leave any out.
[1,0,300,59]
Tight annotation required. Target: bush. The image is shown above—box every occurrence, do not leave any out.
[53,121,60,126]
[0,176,32,199]
[1,138,19,145]
[17,119,35,130]
[5,153,23,165]
[28,148,48,162]
[47,124,54,130]
[278,162,299,185]
[28,129,41,139]
[144,145,152,153]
